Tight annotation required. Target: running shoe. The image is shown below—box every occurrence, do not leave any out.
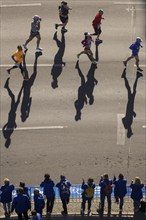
[23,44,28,50]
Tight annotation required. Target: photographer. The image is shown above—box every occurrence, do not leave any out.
[23,15,42,51]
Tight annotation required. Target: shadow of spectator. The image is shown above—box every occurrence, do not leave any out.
[121,68,143,138]
[51,31,65,89]
[2,78,23,148]
[74,61,98,121]
[20,51,42,122]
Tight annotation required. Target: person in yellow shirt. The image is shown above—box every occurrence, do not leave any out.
[7,45,27,79]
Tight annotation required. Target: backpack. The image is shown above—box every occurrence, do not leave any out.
[84,186,94,198]
[104,184,112,195]
[60,182,70,196]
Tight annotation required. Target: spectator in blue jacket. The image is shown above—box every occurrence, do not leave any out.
[123,37,143,72]
[130,177,144,213]
[19,182,30,199]
[80,178,95,216]
[33,188,45,216]
[0,178,15,217]
[113,173,127,212]
[99,174,113,216]
[56,175,71,216]
[11,187,31,220]
[40,174,55,215]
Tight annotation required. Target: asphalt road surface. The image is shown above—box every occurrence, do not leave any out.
[0,0,146,186]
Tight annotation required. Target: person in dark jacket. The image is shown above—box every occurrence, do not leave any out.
[113,174,127,212]
[56,175,71,216]
[123,37,143,71]
[19,182,30,199]
[130,177,144,213]
[33,188,45,216]
[11,187,31,220]
[40,174,55,215]
[80,178,95,216]
[55,1,72,32]
[99,174,113,216]
[0,178,15,217]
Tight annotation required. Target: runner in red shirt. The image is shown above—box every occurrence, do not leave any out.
[92,9,104,39]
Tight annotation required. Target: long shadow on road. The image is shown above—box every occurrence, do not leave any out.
[121,68,143,138]
[74,61,98,121]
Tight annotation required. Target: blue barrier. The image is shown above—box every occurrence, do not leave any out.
[12,185,146,199]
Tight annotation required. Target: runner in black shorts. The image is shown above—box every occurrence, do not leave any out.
[55,1,72,32]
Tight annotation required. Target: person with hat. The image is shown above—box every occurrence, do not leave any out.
[92,9,104,39]
[77,32,97,64]
[123,37,143,71]
[0,178,15,217]
[23,15,42,51]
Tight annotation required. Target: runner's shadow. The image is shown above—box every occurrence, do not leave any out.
[121,68,143,138]
[85,63,98,105]
[51,31,65,89]
[74,61,98,121]
[20,51,42,122]
[2,78,23,148]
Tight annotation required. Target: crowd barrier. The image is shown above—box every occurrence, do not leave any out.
[12,185,146,200]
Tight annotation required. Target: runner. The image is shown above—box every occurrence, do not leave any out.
[77,32,97,64]
[123,37,143,71]
[7,45,28,80]
[92,9,104,39]
[55,1,72,32]
[23,15,42,51]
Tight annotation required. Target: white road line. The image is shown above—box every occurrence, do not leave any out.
[134,65,146,67]
[117,114,125,145]
[0,64,64,67]
[114,2,145,5]
[0,126,68,131]
[0,3,41,8]
[143,125,146,128]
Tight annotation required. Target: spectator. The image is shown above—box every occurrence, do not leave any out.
[40,174,55,216]
[33,188,45,216]
[23,15,42,51]
[0,178,15,217]
[19,182,30,199]
[123,37,143,72]
[99,173,113,216]
[130,177,144,213]
[11,187,31,220]
[55,1,72,32]
[80,178,95,216]
[113,173,127,212]
[31,210,41,220]
[77,32,97,64]
[92,9,104,39]
[56,175,71,216]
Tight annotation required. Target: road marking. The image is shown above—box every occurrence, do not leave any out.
[0,126,68,131]
[134,64,146,67]
[143,125,146,128]
[0,3,41,8]
[0,64,64,67]
[114,2,145,5]
[117,114,125,145]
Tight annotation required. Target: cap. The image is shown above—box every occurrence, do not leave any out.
[32,15,40,21]
[84,32,91,36]
[136,37,142,42]
[99,9,104,13]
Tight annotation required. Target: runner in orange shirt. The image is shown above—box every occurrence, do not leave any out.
[7,45,28,80]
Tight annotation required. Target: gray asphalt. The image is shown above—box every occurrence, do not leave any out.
[0,0,146,186]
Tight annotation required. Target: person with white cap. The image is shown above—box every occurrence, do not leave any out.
[23,15,42,51]
[92,9,104,39]
[77,32,97,64]
[123,37,143,71]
